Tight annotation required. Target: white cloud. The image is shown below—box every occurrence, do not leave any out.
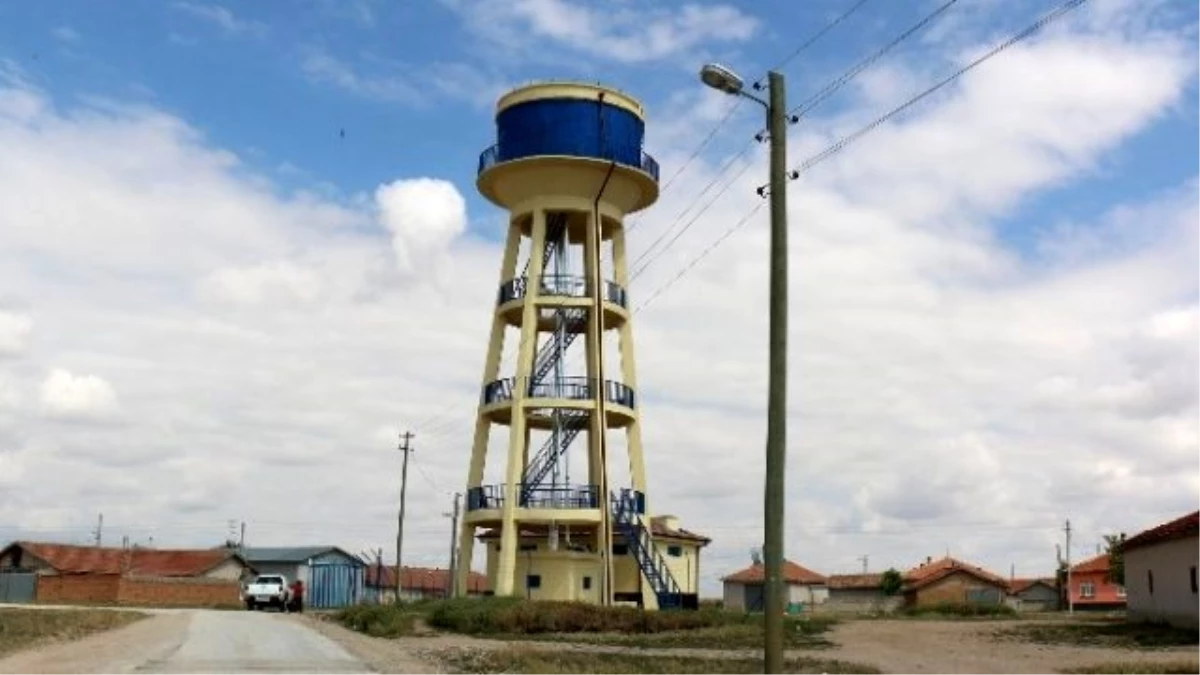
[51,26,80,43]
[446,0,758,63]
[0,0,1195,592]
[40,369,119,421]
[171,2,266,37]
[0,311,32,356]
[301,51,423,104]
[376,177,468,283]
[300,50,507,108]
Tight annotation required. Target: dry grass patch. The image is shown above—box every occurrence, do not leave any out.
[510,620,835,650]
[0,608,147,657]
[433,646,880,674]
[998,621,1199,649]
[1058,660,1200,674]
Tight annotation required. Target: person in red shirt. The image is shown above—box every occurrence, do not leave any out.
[288,579,305,613]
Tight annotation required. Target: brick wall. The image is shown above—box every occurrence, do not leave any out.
[36,574,241,607]
[118,576,242,607]
[36,573,122,603]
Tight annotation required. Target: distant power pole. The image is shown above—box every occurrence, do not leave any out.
[856,555,868,574]
[93,513,103,547]
[395,430,414,605]
[1065,519,1073,615]
[445,492,461,599]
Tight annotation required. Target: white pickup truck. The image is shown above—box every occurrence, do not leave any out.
[243,574,293,611]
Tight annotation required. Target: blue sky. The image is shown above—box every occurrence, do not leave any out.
[0,0,1196,591]
[7,0,1192,249]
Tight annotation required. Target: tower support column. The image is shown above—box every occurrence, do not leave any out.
[495,208,548,596]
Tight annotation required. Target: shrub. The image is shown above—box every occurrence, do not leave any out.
[334,605,418,638]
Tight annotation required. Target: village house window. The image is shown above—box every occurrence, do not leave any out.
[1190,566,1197,594]
[667,545,683,557]
[527,575,541,589]
[1079,582,1095,598]
[582,576,592,590]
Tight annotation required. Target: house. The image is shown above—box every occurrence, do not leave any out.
[825,573,901,613]
[476,515,710,609]
[721,559,827,613]
[1008,578,1059,612]
[903,556,1009,607]
[241,546,366,609]
[1068,554,1125,610]
[1122,511,1199,629]
[364,565,489,602]
[0,541,254,606]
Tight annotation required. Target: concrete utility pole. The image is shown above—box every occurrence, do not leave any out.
[1065,519,1073,615]
[445,492,461,599]
[698,63,790,674]
[93,513,103,547]
[857,555,869,574]
[395,430,414,605]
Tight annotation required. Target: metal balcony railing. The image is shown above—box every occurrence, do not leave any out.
[497,275,629,309]
[481,376,635,408]
[465,484,601,511]
[478,143,660,182]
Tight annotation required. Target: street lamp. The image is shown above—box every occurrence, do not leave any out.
[700,62,790,675]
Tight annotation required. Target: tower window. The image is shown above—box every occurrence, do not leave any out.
[1148,570,1155,595]
[519,543,537,552]
[583,576,592,590]
[1190,567,1197,594]
[667,545,683,557]
[527,575,541,589]
[612,544,628,556]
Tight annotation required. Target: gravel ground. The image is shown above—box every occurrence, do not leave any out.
[307,615,1199,674]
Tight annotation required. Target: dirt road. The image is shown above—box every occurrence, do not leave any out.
[0,609,369,674]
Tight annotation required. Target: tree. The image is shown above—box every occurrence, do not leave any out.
[1104,533,1126,586]
[880,568,904,596]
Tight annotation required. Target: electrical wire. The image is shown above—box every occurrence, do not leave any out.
[751,0,875,90]
[642,0,1092,313]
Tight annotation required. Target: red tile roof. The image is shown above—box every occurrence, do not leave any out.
[1070,554,1110,574]
[1122,511,1199,553]
[8,541,245,577]
[365,565,489,593]
[827,573,883,590]
[904,557,1008,590]
[650,517,711,545]
[722,560,827,585]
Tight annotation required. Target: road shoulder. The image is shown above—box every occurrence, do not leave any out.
[0,610,189,674]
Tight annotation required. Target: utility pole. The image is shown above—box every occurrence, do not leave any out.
[445,492,461,599]
[697,63,789,674]
[239,521,246,552]
[93,513,103,547]
[1065,519,1073,615]
[857,555,868,574]
[395,430,414,605]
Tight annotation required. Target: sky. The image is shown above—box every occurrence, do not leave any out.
[0,0,1196,597]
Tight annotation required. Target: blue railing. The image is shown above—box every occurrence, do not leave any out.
[497,275,629,309]
[478,143,660,182]
[481,376,635,409]
[465,483,601,511]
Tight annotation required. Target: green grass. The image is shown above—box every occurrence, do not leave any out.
[997,621,1199,649]
[434,646,881,674]
[0,608,147,657]
[1057,660,1200,674]
[336,598,838,651]
[332,604,424,638]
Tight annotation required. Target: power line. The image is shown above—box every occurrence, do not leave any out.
[639,0,1093,311]
[786,0,962,122]
[751,0,875,91]
[787,0,1091,180]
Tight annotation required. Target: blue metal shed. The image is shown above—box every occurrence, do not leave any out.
[242,546,366,609]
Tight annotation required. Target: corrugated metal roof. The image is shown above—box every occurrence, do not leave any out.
[242,546,361,564]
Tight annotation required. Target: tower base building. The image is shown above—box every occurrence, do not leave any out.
[455,81,710,609]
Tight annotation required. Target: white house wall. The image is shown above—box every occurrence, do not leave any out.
[723,581,744,611]
[1125,535,1199,629]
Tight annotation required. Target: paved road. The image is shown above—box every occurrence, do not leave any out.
[0,609,370,674]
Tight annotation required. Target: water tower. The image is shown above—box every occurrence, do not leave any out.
[455,81,708,609]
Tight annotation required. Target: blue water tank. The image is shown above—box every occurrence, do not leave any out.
[495,97,646,172]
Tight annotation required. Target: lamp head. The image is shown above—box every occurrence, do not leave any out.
[699,63,744,95]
